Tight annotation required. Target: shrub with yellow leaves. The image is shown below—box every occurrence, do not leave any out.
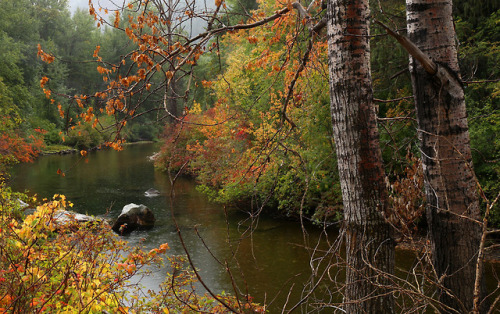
[0,183,264,313]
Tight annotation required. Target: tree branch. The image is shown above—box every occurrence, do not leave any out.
[292,1,326,33]
[374,96,413,103]
[374,20,437,75]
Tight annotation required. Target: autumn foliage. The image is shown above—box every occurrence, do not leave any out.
[0,185,263,313]
[151,0,344,219]
[0,0,496,312]
[33,0,341,219]
[0,128,44,164]
[0,190,157,313]
[0,77,45,177]
[0,120,45,182]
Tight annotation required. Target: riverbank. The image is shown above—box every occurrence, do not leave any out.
[42,144,77,155]
[41,141,156,155]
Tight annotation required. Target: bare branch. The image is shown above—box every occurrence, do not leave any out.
[374,96,413,103]
[464,78,500,85]
[374,20,437,75]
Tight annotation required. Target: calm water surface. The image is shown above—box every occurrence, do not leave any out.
[10,143,336,311]
[11,143,498,311]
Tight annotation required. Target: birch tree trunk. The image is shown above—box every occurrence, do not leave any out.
[406,0,484,311]
[327,0,394,312]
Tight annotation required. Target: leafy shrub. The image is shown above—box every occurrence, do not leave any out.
[44,129,63,145]
[0,79,45,178]
[65,123,103,150]
[0,184,263,313]
[455,10,500,225]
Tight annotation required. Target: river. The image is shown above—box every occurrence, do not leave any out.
[10,143,341,311]
[10,143,499,312]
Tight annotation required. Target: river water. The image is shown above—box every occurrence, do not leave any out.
[10,143,340,311]
[10,143,499,312]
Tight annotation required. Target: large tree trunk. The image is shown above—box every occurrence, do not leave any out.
[327,0,394,312]
[406,0,483,311]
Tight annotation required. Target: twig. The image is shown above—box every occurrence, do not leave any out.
[464,78,500,85]
[374,96,413,103]
[473,190,500,313]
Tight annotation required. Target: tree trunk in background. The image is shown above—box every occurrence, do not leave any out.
[166,67,178,122]
[165,0,178,122]
[406,0,483,311]
[327,0,394,312]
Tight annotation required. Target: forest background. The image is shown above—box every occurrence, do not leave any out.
[1,0,497,224]
[0,0,499,312]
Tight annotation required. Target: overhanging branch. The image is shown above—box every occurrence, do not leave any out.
[375,20,464,96]
[374,20,437,75]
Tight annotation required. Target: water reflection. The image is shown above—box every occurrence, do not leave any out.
[11,143,499,311]
[10,143,332,311]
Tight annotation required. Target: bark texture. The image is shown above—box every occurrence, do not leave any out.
[327,0,394,312]
[165,70,178,122]
[406,0,483,312]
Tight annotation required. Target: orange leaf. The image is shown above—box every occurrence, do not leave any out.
[114,11,121,27]
[40,76,49,88]
[93,45,101,57]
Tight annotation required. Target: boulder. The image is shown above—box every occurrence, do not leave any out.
[147,152,160,162]
[18,199,29,209]
[50,210,107,232]
[53,210,94,224]
[112,203,155,235]
[144,188,161,197]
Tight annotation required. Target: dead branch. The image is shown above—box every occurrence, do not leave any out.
[374,20,437,75]
[374,96,413,103]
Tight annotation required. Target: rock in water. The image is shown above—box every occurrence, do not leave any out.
[147,152,159,162]
[112,203,155,235]
[47,210,107,232]
[144,188,161,197]
[54,210,94,224]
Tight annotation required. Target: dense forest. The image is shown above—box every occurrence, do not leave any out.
[0,0,499,312]
[1,0,497,223]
